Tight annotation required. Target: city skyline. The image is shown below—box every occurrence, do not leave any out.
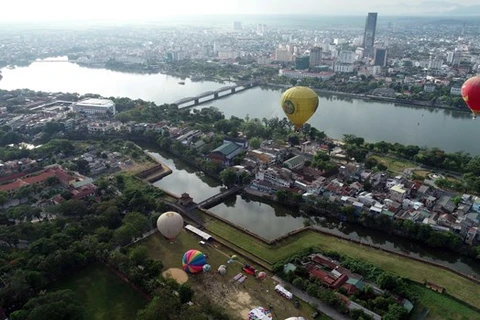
[2,0,480,22]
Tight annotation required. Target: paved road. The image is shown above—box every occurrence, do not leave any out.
[272,276,351,320]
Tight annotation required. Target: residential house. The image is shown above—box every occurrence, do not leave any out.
[208,142,244,165]
[283,155,305,170]
[224,137,249,148]
[255,168,292,188]
[390,184,408,203]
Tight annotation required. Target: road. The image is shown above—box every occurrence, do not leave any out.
[272,276,351,320]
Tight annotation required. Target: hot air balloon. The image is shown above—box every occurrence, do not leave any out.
[281,86,319,130]
[256,271,267,280]
[203,264,212,272]
[156,211,184,240]
[218,266,227,275]
[462,76,480,119]
[182,249,206,274]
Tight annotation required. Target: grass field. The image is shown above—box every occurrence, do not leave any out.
[51,264,147,320]
[370,155,417,174]
[409,283,480,320]
[202,216,480,311]
[413,170,431,178]
[136,231,324,320]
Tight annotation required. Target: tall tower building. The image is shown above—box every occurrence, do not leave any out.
[373,48,388,67]
[363,12,378,58]
[309,47,322,67]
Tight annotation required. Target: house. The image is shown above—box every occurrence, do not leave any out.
[471,197,480,213]
[255,168,292,188]
[424,83,436,93]
[390,184,408,203]
[283,155,305,170]
[208,142,244,165]
[465,227,479,245]
[224,137,249,148]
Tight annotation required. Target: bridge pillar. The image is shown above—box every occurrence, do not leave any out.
[214,93,218,99]
[194,99,199,105]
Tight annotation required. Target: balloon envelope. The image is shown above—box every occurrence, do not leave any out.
[218,266,227,275]
[182,249,206,274]
[257,271,267,280]
[281,86,319,130]
[157,211,184,240]
[462,76,480,118]
[203,264,212,272]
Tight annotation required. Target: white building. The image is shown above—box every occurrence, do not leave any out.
[73,98,116,115]
[338,50,355,64]
[334,63,354,73]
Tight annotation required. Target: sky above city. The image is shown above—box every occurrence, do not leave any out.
[2,0,480,22]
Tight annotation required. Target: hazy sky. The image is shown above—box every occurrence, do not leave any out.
[2,0,479,22]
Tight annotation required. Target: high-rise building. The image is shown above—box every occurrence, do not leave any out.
[363,12,378,58]
[295,56,310,70]
[339,51,355,64]
[310,47,322,67]
[373,48,388,67]
[233,21,242,30]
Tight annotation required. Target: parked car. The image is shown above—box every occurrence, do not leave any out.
[294,299,300,309]
[312,311,319,318]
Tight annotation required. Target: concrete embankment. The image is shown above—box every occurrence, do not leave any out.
[134,151,172,183]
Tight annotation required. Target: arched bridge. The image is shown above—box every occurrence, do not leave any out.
[172,80,260,108]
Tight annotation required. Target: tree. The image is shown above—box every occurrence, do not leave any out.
[136,291,181,320]
[129,245,149,265]
[0,191,8,206]
[123,212,149,238]
[287,133,300,146]
[383,304,408,320]
[220,168,237,187]
[10,289,83,320]
[249,137,261,149]
[178,284,194,304]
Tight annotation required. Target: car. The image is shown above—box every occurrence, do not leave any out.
[312,311,319,319]
[199,241,206,245]
[294,299,300,309]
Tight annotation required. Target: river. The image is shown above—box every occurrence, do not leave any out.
[1,59,478,154]
[148,147,480,276]
[2,60,480,275]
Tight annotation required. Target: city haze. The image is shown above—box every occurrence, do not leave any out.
[2,0,480,23]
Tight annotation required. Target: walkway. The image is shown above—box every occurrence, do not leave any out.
[271,276,350,320]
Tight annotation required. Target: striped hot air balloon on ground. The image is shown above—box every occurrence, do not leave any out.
[182,249,206,274]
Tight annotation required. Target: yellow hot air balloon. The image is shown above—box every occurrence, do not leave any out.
[280,86,319,130]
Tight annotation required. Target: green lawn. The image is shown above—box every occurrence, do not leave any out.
[51,264,147,320]
[370,155,417,174]
[137,231,328,320]
[202,217,480,311]
[409,283,480,320]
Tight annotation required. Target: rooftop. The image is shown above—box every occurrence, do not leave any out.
[211,142,242,156]
[76,98,115,107]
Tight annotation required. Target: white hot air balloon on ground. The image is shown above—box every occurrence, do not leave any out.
[156,211,184,241]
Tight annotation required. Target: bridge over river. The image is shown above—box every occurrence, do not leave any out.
[163,186,243,227]
[173,80,260,108]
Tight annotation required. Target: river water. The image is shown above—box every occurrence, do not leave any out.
[1,59,478,154]
[2,60,480,275]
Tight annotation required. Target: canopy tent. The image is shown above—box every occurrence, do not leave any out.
[248,307,273,320]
